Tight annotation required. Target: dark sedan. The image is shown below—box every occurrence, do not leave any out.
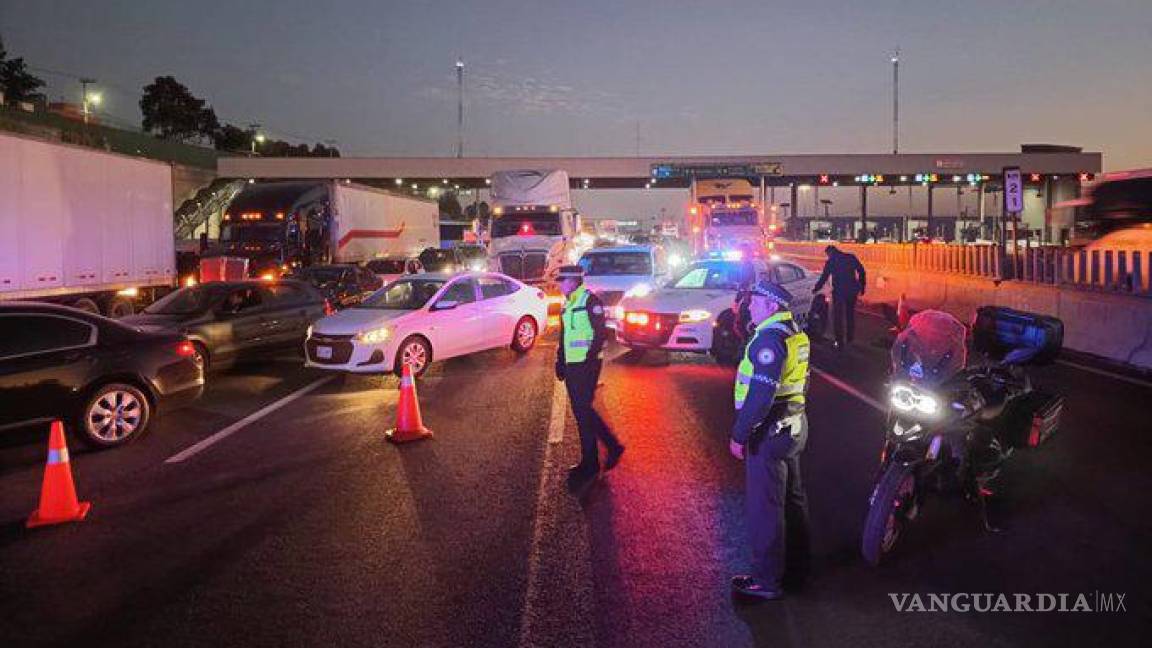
[289,264,382,308]
[0,303,204,449]
[418,247,461,273]
[122,280,328,371]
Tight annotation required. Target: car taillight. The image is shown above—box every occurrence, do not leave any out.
[323,299,335,316]
[625,312,650,326]
[176,340,196,357]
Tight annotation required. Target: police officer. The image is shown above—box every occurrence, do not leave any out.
[556,265,624,487]
[729,280,812,600]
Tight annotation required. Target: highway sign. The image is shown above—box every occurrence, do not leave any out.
[651,162,781,179]
[1003,167,1023,214]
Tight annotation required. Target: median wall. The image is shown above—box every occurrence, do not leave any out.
[776,242,1152,369]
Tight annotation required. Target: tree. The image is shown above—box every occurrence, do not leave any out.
[438,192,463,218]
[213,123,251,152]
[0,37,46,103]
[140,76,218,143]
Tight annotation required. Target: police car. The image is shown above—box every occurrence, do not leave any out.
[576,245,670,330]
[304,271,548,376]
[614,255,817,363]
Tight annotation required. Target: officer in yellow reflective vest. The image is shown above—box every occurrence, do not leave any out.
[728,279,812,601]
[556,265,624,488]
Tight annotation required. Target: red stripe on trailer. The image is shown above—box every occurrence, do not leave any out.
[336,223,407,250]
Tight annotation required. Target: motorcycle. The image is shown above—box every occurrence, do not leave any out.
[861,307,1064,566]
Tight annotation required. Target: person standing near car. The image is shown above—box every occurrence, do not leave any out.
[556,265,624,489]
[729,280,811,601]
[813,245,866,348]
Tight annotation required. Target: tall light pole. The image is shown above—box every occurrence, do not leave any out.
[249,123,264,155]
[80,78,99,125]
[456,59,465,158]
[891,48,900,155]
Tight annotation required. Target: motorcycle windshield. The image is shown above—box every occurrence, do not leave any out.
[891,310,968,386]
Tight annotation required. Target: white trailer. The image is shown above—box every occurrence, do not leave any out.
[331,183,439,263]
[0,131,175,317]
[488,170,583,292]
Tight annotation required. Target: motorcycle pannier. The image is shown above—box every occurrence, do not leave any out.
[971,307,1063,365]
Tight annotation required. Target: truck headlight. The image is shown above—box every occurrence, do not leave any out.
[678,309,712,323]
[889,384,939,416]
[356,326,392,345]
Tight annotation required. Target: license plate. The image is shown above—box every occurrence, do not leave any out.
[315,345,333,360]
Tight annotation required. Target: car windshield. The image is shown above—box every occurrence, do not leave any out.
[579,252,652,276]
[220,223,282,242]
[356,279,445,310]
[670,261,752,290]
[491,214,563,237]
[366,259,407,274]
[891,310,968,386]
[144,285,222,315]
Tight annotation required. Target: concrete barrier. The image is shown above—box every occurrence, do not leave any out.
[778,244,1152,369]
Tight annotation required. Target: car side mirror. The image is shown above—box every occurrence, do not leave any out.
[432,300,459,312]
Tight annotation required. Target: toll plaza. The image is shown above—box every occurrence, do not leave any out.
[218,145,1101,244]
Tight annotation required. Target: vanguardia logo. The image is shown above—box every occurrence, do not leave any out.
[889,592,1127,613]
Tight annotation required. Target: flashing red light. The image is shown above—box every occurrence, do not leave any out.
[1078,172,1094,182]
[1030,173,1042,182]
[176,340,196,358]
[819,174,830,184]
[519,222,536,235]
[323,299,335,316]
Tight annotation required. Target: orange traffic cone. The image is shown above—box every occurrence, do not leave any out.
[386,363,433,444]
[891,294,911,333]
[27,421,91,528]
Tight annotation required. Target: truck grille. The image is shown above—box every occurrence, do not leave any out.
[499,253,548,282]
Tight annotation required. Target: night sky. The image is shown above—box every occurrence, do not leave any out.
[3,0,1150,218]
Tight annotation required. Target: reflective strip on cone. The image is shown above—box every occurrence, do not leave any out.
[47,448,70,465]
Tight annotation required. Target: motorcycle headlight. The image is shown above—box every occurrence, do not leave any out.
[624,283,652,299]
[678,308,712,323]
[355,326,392,345]
[889,384,940,416]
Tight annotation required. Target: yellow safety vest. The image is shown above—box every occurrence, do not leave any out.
[734,311,810,410]
[562,285,595,364]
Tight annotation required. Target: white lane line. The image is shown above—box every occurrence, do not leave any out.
[164,376,334,464]
[518,379,567,647]
[812,366,885,412]
[1056,359,1152,389]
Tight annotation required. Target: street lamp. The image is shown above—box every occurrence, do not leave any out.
[249,123,264,154]
[80,78,100,125]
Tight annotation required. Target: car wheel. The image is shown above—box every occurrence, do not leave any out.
[394,335,432,378]
[511,316,538,353]
[76,382,152,449]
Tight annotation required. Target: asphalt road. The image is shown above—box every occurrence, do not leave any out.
[1,312,1149,648]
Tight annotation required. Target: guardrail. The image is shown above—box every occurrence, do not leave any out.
[774,241,1152,297]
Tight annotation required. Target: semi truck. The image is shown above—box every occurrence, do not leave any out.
[687,177,768,258]
[488,169,584,292]
[214,180,439,278]
[0,130,177,317]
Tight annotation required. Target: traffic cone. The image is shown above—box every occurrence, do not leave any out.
[386,363,433,444]
[27,421,91,528]
[891,294,911,333]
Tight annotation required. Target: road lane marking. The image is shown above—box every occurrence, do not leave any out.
[812,367,885,412]
[164,376,334,464]
[546,378,566,444]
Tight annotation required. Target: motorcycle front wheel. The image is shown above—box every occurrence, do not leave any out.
[862,462,917,566]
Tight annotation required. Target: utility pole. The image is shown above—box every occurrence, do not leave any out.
[891,48,900,155]
[635,120,640,157]
[456,59,465,158]
[249,123,263,155]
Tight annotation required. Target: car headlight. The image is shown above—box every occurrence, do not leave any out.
[668,253,685,268]
[355,326,392,345]
[679,309,712,323]
[889,384,939,416]
[624,283,652,299]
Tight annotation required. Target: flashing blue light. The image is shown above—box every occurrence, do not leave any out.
[915,174,924,182]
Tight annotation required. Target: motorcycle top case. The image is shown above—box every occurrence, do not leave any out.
[971,306,1063,365]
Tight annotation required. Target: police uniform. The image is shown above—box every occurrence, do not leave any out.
[731,283,812,598]
[556,267,623,478]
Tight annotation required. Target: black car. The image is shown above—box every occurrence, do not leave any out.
[0,303,204,449]
[418,247,461,273]
[454,244,489,272]
[290,264,382,308]
[121,280,328,371]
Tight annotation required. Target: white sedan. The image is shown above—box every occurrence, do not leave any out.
[304,272,548,376]
[615,258,817,362]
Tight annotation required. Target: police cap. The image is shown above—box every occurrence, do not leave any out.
[748,279,793,308]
